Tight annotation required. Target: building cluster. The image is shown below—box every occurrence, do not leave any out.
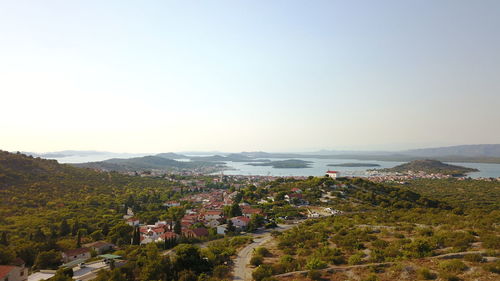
[126,188,264,245]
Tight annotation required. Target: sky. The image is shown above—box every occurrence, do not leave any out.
[1,0,499,153]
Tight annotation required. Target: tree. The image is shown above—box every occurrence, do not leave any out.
[227,220,236,233]
[34,250,61,269]
[0,245,15,264]
[77,229,87,248]
[173,244,210,274]
[72,220,80,236]
[0,232,8,246]
[90,230,103,241]
[131,227,140,245]
[59,219,70,237]
[174,220,182,235]
[33,227,46,242]
[229,202,242,217]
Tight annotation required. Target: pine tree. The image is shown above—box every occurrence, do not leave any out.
[72,220,80,236]
[59,219,70,237]
[131,226,140,245]
[33,228,46,242]
[0,232,8,246]
[174,220,182,235]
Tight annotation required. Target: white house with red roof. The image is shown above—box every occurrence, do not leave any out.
[326,170,339,179]
[241,206,263,218]
[203,210,223,221]
[230,216,251,228]
[0,259,27,281]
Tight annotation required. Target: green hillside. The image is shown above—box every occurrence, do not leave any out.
[377,159,478,176]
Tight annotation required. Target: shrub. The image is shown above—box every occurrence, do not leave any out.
[439,259,467,273]
[464,253,483,263]
[252,264,274,281]
[305,257,327,270]
[255,247,271,257]
[348,253,364,265]
[250,255,264,266]
[439,273,461,281]
[482,234,500,250]
[213,265,230,279]
[417,267,437,280]
[361,273,378,281]
[307,269,322,280]
[482,260,500,274]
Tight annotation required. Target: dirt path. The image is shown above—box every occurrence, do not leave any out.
[232,224,297,281]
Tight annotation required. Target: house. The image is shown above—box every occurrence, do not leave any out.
[216,225,227,235]
[61,248,91,263]
[159,232,178,241]
[83,241,114,255]
[326,170,339,179]
[241,207,263,218]
[164,201,181,207]
[182,227,209,238]
[205,219,221,228]
[0,260,27,281]
[291,188,302,193]
[230,216,251,228]
[203,210,223,221]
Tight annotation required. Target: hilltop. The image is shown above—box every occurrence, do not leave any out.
[377,159,479,176]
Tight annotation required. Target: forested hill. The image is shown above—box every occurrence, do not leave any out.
[73,155,221,172]
[377,159,478,176]
[0,150,78,185]
[0,150,181,266]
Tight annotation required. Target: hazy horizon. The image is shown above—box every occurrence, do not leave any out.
[2,1,499,153]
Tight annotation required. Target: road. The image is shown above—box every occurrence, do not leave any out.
[232,224,297,281]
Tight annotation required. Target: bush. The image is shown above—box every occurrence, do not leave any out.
[305,257,327,270]
[307,269,322,280]
[482,234,500,250]
[361,273,378,281]
[348,253,364,265]
[213,265,230,279]
[250,255,264,266]
[464,253,483,263]
[252,264,274,281]
[482,260,500,274]
[255,247,271,257]
[439,273,461,281]
[417,267,437,280]
[439,259,467,273]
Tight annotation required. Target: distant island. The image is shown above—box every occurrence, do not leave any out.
[328,163,381,167]
[74,155,223,172]
[375,159,479,176]
[246,159,312,168]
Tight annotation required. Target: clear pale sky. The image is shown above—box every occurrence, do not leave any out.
[1,0,499,153]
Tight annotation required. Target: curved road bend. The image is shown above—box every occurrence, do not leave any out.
[232,224,297,281]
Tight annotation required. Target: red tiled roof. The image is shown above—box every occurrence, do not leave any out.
[205,210,222,215]
[326,170,338,173]
[186,227,209,237]
[232,216,251,223]
[0,266,16,279]
[63,248,90,256]
[161,232,178,239]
